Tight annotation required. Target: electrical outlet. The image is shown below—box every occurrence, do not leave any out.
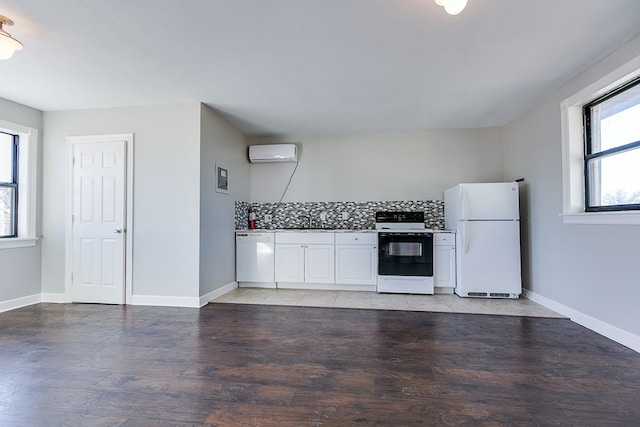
[320,212,327,221]
[264,214,272,223]
[341,212,349,220]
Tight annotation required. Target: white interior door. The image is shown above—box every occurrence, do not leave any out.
[71,141,126,304]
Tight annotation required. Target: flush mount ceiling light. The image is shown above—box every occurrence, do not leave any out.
[0,15,23,60]
[434,0,468,15]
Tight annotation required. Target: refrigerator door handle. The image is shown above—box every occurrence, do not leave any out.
[462,221,469,254]
[461,187,469,220]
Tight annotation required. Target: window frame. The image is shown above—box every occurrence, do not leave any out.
[0,131,19,238]
[560,53,640,225]
[583,75,640,212]
[0,119,38,249]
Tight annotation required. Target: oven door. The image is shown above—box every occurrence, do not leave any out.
[378,232,433,277]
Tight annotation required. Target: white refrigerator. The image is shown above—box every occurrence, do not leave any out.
[444,183,522,298]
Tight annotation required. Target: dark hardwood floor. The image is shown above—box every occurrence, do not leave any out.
[0,302,639,426]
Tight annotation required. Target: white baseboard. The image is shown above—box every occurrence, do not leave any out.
[0,293,41,313]
[40,293,66,303]
[524,289,640,353]
[199,281,238,307]
[238,282,276,289]
[2,286,239,312]
[276,282,377,292]
[130,294,201,308]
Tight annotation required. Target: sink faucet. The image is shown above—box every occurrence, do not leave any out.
[305,215,314,228]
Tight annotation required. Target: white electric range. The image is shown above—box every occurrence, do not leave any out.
[375,211,434,294]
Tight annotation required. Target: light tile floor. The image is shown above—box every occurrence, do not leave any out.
[212,288,565,318]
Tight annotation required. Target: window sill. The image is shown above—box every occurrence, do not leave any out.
[560,211,640,225]
[0,237,38,250]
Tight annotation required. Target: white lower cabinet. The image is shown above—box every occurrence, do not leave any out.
[335,233,377,286]
[305,244,335,283]
[268,231,455,293]
[274,244,305,283]
[434,232,456,293]
[275,232,335,285]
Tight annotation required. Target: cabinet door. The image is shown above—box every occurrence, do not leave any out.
[305,244,335,284]
[275,244,305,283]
[335,245,377,285]
[434,245,456,288]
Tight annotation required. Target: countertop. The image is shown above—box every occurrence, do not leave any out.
[236,229,376,233]
[236,229,455,233]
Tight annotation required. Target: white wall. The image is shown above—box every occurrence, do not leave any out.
[199,104,250,297]
[0,98,43,303]
[503,35,640,339]
[250,128,504,202]
[42,104,202,301]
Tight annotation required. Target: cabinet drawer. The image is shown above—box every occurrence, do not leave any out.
[335,233,377,245]
[434,232,455,246]
[275,232,335,244]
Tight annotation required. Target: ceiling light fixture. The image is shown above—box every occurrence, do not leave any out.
[0,15,23,60]
[434,0,468,15]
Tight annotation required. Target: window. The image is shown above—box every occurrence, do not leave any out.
[0,119,38,248]
[0,131,18,237]
[561,53,640,225]
[583,76,640,212]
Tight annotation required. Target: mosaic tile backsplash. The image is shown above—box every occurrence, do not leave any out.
[235,200,444,230]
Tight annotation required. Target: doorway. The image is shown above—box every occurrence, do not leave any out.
[66,134,133,304]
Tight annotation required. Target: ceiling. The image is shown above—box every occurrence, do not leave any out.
[1,0,639,137]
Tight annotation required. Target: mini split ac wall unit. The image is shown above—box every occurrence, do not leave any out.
[248,144,297,163]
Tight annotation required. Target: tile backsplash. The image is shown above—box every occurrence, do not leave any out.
[235,200,444,230]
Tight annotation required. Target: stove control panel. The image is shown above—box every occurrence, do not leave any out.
[375,211,425,223]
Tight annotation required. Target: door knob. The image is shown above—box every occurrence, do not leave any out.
[114,228,123,234]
